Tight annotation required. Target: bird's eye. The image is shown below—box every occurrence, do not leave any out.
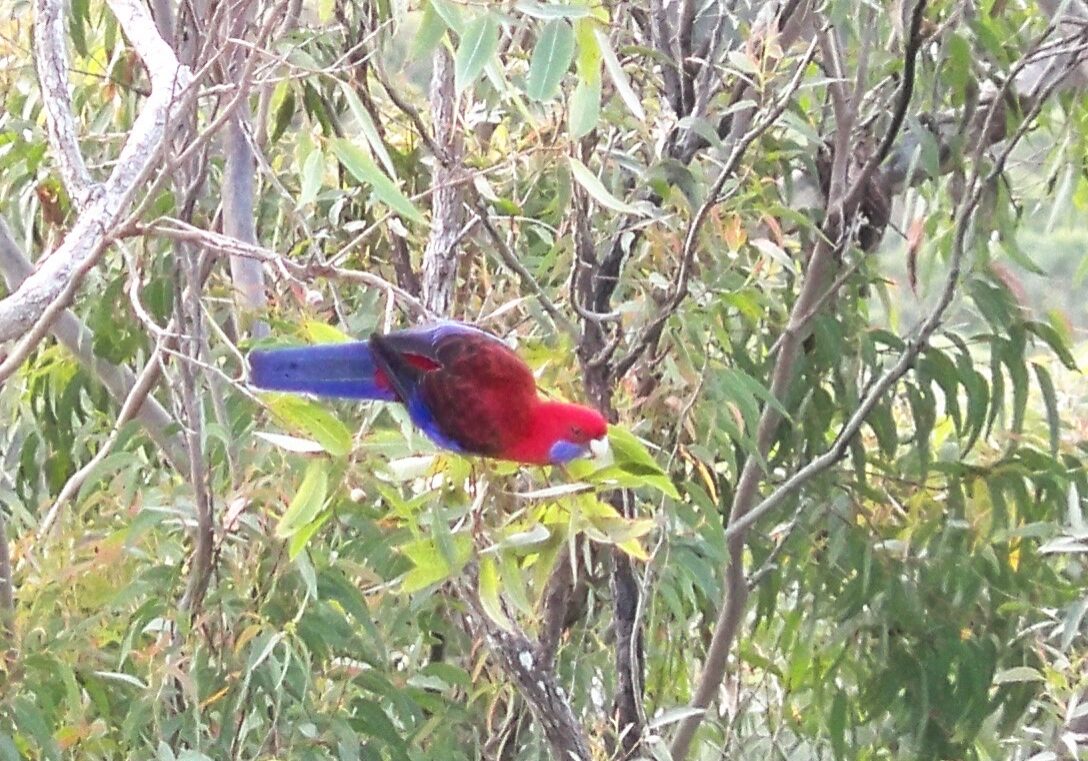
[571,425,585,440]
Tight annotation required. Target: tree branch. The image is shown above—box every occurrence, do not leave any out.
[420,47,464,316]
[176,248,216,619]
[0,507,13,639]
[459,572,591,761]
[0,0,193,345]
[139,219,434,319]
[34,0,95,205]
[0,218,190,472]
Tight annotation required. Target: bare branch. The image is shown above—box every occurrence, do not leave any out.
[224,110,269,337]
[0,0,193,345]
[650,0,684,115]
[421,47,464,316]
[140,219,434,319]
[176,248,215,619]
[34,0,95,205]
[0,508,13,639]
[459,572,591,761]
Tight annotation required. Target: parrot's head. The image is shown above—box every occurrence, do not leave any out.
[538,403,610,465]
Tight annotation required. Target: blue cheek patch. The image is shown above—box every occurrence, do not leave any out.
[548,439,588,464]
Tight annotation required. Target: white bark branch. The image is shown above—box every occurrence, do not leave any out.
[34,0,95,204]
[421,48,463,316]
[0,0,193,344]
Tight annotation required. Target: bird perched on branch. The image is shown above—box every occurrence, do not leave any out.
[248,321,610,466]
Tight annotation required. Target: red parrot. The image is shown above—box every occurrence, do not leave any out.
[247,322,610,466]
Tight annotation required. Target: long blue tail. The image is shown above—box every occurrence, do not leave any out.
[247,342,396,400]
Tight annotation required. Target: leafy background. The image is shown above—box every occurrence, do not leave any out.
[2,0,1088,759]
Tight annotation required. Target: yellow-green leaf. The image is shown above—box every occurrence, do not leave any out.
[402,533,472,593]
[616,537,649,561]
[455,14,499,94]
[478,556,513,631]
[331,139,426,225]
[265,394,354,457]
[598,426,680,499]
[524,19,575,101]
[287,510,332,559]
[276,460,329,539]
[568,156,647,216]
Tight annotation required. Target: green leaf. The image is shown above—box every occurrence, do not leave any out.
[524,19,575,101]
[298,148,324,207]
[455,14,500,94]
[920,348,962,433]
[1001,335,1029,437]
[402,533,472,593]
[1032,363,1060,456]
[265,393,354,457]
[568,156,647,216]
[515,1,591,19]
[478,556,513,630]
[498,551,533,616]
[269,82,295,143]
[595,27,645,121]
[412,0,448,59]
[276,460,330,539]
[1026,319,1078,370]
[867,401,898,459]
[331,138,426,225]
[352,700,410,757]
[428,0,463,33]
[569,75,601,138]
[287,510,332,559]
[829,690,847,760]
[341,84,398,178]
[993,666,1044,684]
[602,426,679,499]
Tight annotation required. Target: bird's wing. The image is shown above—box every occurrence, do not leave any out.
[375,321,503,362]
[371,325,537,456]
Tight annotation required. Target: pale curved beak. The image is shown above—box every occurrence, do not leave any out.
[589,436,613,464]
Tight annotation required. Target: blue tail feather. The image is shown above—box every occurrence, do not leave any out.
[247,342,395,400]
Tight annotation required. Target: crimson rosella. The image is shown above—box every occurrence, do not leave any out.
[247,321,610,465]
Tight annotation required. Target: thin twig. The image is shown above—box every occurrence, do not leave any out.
[473,202,577,337]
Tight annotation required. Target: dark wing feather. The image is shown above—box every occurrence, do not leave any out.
[369,324,538,456]
[419,333,538,456]
[377,321,502,363]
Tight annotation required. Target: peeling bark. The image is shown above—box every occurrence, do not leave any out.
[420,48,464,316]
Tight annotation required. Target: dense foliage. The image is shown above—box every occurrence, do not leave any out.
[2,0,1088,759]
